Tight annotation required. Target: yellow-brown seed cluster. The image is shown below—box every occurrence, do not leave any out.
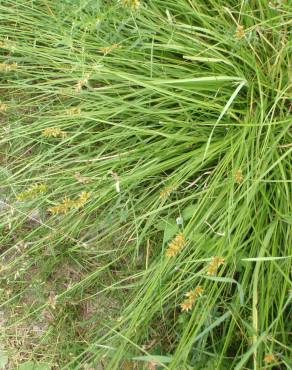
[100,43,120,55]
[121,0,140,9]
[0,62,17,72]
[42,127,67,138]
[180,286,204,312]
[235,25,245,39]
[264,353,276,363]
[235,169,243,183]
[166,232,185,257]
[159,186,173,199]
[0,103,8,112]
[75,191,91,207]
[207,256,225,275]
[66,107,81,116]
[0,38,16,52]
[17,183,47,201]
[74,75,89,93]
[48,191,90,215]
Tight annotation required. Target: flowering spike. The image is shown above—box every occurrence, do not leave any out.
[120,0,140,9]
[166,232,185,257]
[0,61,17,72]
[264,354,275,363]
[235,25,245,39]
[180,286,204,312]
[159,186,173,199]
[207,256,225,276]
[235,169,243,183]
[42,127,67,138]
[66,106,81,116]
[17,183,47,201]
[100,43,120,55]
[0,103,8,112]
[48,192,91,215]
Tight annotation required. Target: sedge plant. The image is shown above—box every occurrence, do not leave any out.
[0,0,291,369]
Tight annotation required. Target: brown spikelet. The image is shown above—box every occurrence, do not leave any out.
[207,256,225,276]
[0,103,8,112]
[0,61,17,72]
[42,127,67,138]
[121,0,140,9]
[0,38,16,52]
[180,286,204,312]
[16,183,47,201]
[73,191,91,208]
[166,232,185,257]
[235,25,245,39]
[100,43,120,55]
[48,192,91,215]
[66,106,81,116]
[264,353,276,363]
[235,169,243,183]
[47,197,73,215]
[159,186,173,199]
[74,75,89,92]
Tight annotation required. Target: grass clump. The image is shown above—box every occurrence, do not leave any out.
[0,0,291,369]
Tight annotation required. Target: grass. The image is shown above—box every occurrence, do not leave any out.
[0,0,291,369]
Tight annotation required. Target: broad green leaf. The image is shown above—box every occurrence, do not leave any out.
[163,220,179,242]
[182,204,197,220]
[155,219,179,242]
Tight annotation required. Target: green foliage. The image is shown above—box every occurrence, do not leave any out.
[0,351,8,369]
[18,362,50,370]
[0,0,291,369]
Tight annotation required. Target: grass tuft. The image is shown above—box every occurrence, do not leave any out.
[0,0,291,369]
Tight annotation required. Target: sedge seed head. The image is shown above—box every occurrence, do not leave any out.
[0,103,8,112]
[166,232,185,257]
[159,186,173,199]
[17,183,47,201]
[74,75,89,92]
[180,286,204,312]
[73,191,91,208]
[180,299,193,312]
[48,192,90,215]
[185,286,204,299]
[42,127,67,138]
[100,43,120,55]
[47,198,72,215]
[0,38,16,52]
[235,169,243,183]
[120,0,140,9]
[207,256,225,275]
[66,107,81,116]
[264,354,276,363]
[0,61,17,72]
[235,25,245,39]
